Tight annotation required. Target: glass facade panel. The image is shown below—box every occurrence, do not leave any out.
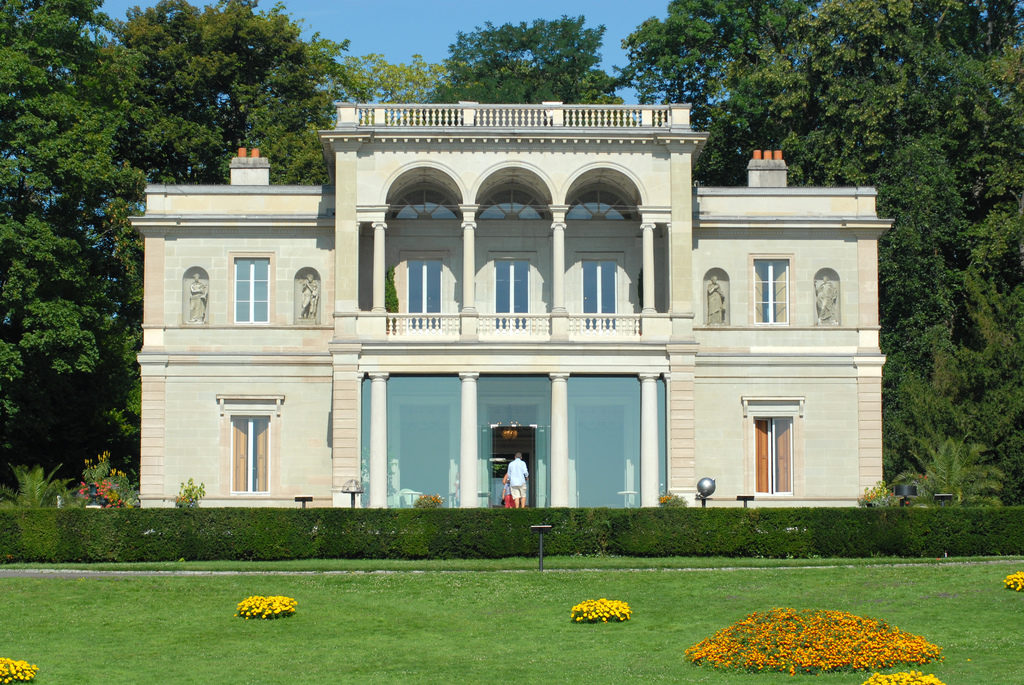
[386,376,461,508]
[568,377,641,507]
[477,376,550,507]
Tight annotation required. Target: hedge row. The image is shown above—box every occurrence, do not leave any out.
[1,507,1022,562]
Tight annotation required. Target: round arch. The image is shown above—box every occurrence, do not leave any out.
[562,164,647,208]
[470,162,555,208]
[381,163,466,206]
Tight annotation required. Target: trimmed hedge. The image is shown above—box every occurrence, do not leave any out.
[1,507,1022,562]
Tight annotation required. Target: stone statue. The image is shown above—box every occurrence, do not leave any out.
[815,275,839,324]
[187,274,208,323]
[706,275,726,324]
[299,274,319,321]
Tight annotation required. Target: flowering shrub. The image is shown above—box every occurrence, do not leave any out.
[0,657,38,682]
[235,595,297,620]
[77,452,138,508]
[658,493,687,508]
[570,598,632,623]
[414,494,443,508]
[859,481,895,507]
[686,608,942,675]
[1004,571,1024,592]
[862,672,946,685]
[175,478,206,508]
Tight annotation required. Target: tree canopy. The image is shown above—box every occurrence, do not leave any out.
[432,16,619,104]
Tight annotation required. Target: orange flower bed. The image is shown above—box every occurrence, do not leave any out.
[686,608,942,675]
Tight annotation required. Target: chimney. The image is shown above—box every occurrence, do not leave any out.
[747,148,788,187]
[230,147,270,185]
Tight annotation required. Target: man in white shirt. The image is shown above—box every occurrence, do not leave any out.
[505,452,529,508]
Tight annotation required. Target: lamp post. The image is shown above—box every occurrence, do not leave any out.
[530,525,553,571]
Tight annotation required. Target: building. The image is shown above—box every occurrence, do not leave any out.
[133,102,889,508]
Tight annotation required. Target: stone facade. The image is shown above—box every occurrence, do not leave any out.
[134,103,888,508]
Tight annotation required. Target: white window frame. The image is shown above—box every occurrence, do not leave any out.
[234,256,271,324]
[495,259,530,314]
[743,396,802,497]
[753,417,793,495]
[231,415,270,493]
[753,258,790,325]
[407,258,442,314]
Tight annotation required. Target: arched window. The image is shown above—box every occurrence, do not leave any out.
[566,188,637,220]
[478,188,548,220]
[389,188,458,220]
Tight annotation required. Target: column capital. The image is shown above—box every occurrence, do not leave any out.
[367,371,389,381]
[372,220,387,231]
[550,205,568,223]
[638,372,662,382]
[550,221,567,233]
[459,372,480,381]
[461,220,477,231]
[640,222,656,231]
[549,372,570,382]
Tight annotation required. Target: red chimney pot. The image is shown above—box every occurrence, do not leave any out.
[773,150,783,160]
[237,147,247,157]
[250,148,260,158]
[753,150,762,160]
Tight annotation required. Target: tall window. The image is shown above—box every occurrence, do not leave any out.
[583,260,616,315]
[235,258,269,323]
[495,260,529,314]
[755,417,792,494]
[754,259,788,324]
[233,416,269,492]
[408,259,441,313]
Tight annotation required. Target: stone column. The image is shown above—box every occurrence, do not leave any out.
[461,216,476,312]
[641,223,656,313]
[371,221,387,312]
[368,372,388,507]
[551,220,566,313]
[459,372,479,508]
[549,372,570,507]
[639,373,660,506]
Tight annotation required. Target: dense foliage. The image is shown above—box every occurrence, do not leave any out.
[620,0,1024,502]
[1,507,1022,562]
[3,0,1021,504]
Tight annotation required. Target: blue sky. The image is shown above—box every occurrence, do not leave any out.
[98,0,672,97]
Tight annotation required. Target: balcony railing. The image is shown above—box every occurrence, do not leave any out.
[479,314,551,340]
[339,103,687,130]
[569,315,642,339]
[386,314,460,337]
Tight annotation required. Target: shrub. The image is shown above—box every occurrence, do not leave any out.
[77,452,137,508]
[1004,571,1024,591]
[235,595,297,620]
[686,608,942,675]
[413,494,443,509]
[859,481,896,507]
[0,657,38,682]
[658,493,687,508]
[862,672,946,685]
[175,479,206,508]
[570,598,631,623]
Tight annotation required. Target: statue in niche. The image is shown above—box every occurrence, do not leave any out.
[299,274,320,321]
[706,275,726,324]
[815,275,839,324]
[187,273,208,323]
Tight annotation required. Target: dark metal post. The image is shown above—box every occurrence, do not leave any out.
[530,525,553,571]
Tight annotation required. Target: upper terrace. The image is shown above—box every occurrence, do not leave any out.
[331,102,692,130]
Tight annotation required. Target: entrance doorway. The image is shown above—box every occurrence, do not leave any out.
[489,424,535,507]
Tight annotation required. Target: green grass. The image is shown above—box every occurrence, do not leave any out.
[3,557,1022,683]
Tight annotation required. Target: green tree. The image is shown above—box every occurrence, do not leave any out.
[895,437,1003,506]
[433,16,619,104]
[341,53,445,103]
[112,0,348,185]
[0,0,144,483]
[0,464,73,508]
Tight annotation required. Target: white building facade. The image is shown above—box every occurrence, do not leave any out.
[134,103,888,508]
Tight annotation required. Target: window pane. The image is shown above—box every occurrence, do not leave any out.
[236,279,251,302]
[236,302,249,322]
[600,261,616,313]
[425,260,441,313]
[253,259,268,280]
[408,260,424,313]
[512,261,528,313]
[253,280,268,302]
[495,261,510,313]
[253,301,268,322]
[583,261,597,313]
[774,418,792,493]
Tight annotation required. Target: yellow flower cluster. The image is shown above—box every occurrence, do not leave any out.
[0,658,38,683]
[1003,571,1024,592]
[235,595,297,620]
[862,671,946,685]
[570,598,632,623]
[686,608,943,675]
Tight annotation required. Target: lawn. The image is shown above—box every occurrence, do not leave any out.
[2,557,1021,684]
